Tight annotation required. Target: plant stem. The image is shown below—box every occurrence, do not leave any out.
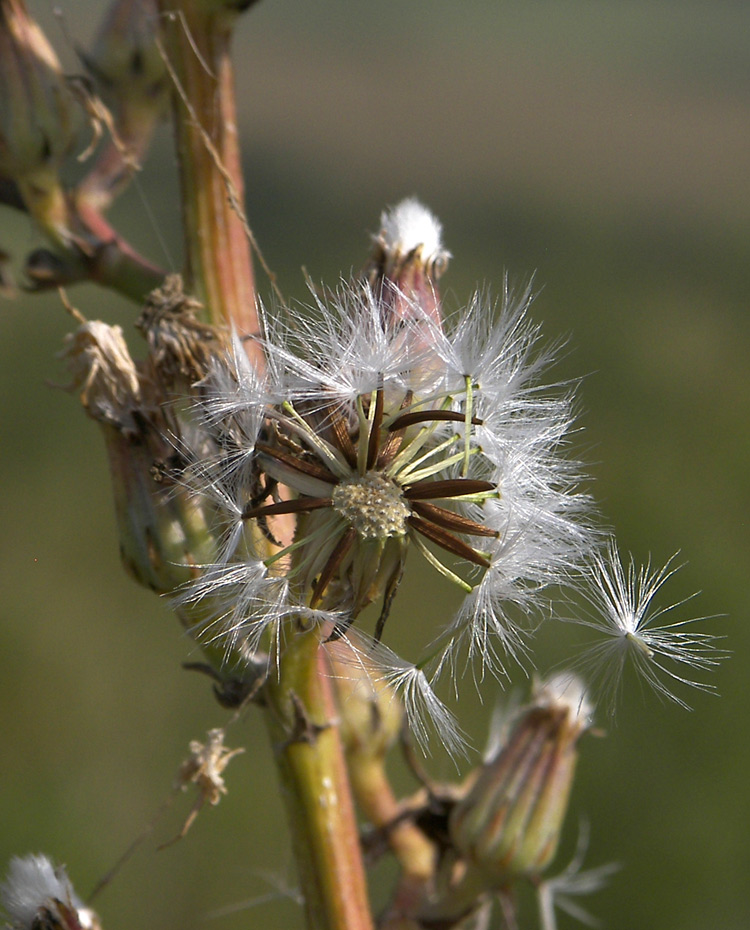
[156,0,262,367]
[264,626,374,930]
[156,6,371,926]
[349,756,434,882]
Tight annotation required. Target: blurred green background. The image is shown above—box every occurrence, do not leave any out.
[2,1,749,928]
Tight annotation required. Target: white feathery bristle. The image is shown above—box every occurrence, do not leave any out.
[1,855,75,928]
[329,628,468,759]
[378,198,447,262]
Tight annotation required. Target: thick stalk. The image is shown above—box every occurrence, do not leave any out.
[264,626,374,930]
[156,0,262,365]
[156,6,370,926]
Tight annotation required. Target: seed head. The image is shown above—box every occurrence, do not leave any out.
[178,202,597,745]
[1,855,100,930]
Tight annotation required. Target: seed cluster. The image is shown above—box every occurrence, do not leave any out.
[332,474,410,539]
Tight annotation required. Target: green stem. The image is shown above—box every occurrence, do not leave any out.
[264,625,374,930]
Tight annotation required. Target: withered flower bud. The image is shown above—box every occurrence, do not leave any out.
[60,313,219,594]
[449,675,592,885]
[0,0,75,239]
[136,273,220,394]
[175,728,244,809]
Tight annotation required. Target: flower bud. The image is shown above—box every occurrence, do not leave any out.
[449,675,591,884]
[84,0,165,108]
[328,638,404,759]
[0,0,75,238]
[77,0,168,208]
